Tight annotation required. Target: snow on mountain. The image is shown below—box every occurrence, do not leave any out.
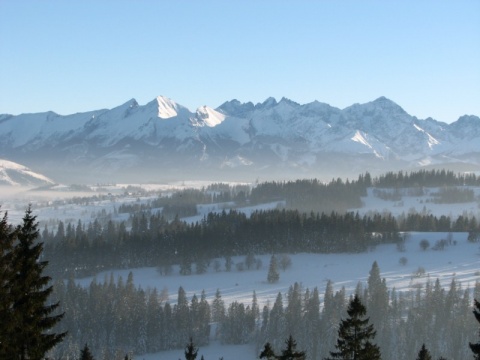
[0,159,55,187]
[448,115,480,140]
[0,96,479,183]
[195,106,226,127]
[156,95,179,119]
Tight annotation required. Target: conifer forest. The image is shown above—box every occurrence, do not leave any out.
[2,170,480,359]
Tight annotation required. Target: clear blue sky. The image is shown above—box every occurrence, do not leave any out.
[1,1,479,123]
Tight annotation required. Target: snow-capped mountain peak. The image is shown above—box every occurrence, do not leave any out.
[195,106,226,127]
[156,95,180,119]
[0,95,479,184]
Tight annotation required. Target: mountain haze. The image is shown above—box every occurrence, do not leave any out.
[1,96,479,183]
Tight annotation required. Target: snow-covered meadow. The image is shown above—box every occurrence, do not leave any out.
[76,231,480,360]
[2,182,480,359]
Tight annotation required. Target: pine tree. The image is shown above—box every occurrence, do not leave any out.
[326,294,381,360]
[470,299,480,359]
[2,207,66,359]
[267,255,280,283]
[415,344,432,360]
[80,343,95,360]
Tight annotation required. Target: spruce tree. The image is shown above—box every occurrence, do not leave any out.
[0,210,16,357]
[80,343,95,360]
[9,207,66,359]
[326,294,381,360]
[267,255,280,283]
[415,344,432,360]
[184,338,198,360]
[470,299,480,359]
[277,335,306,360]
[260,342,277,360]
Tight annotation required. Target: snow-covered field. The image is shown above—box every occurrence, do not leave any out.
[76,232,480,360]
[2,182,480,359]
[354,187,480,218]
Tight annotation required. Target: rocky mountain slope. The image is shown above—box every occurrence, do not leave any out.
[0,96,479,183]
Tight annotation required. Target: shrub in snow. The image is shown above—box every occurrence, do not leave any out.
[420,239,430,251]
[279,254,292,271]
[399,256,408,266]
[432,239,447,251]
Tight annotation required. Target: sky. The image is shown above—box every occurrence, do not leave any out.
[0,1,479,124]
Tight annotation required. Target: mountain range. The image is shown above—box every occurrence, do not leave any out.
[0,96,479,184]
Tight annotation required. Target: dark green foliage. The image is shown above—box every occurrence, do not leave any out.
[80,343,95,360]
[0,207,65,359]
[373,169,480,188]
[416,344,432,360]
[184,338,198,360]
[43,180,407,278]
[260,336,306,360]
[260,342,277,360]
[470,299,480,359]
[0,210,16,357]
[327,294,381,360]
[277,335,306,360]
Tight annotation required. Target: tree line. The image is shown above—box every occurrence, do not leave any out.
[42,209,400,278]
[48,262,480,359]
[3,208,480,359]
[51,169,480,224]
[42,205,480,279]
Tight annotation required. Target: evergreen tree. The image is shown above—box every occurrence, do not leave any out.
[3,207,66,359]
[260,342,277,360]
[268,292,286,347]
[184,338,198,360]
[260,336,306,360]
[415,344,432,360]
[267,255,280,283]
[277,335,306,360]
[470,299,480,359]
[80,343,95,360]
[212,288,226,323]
[0,210,16,357]
[326,294,381,360]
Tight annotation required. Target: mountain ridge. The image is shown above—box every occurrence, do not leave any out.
[0,95,479,183]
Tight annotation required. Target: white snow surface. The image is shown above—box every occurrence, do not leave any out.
[76,232,480,360]
[156,96,179,119]
[0,159,54,186]
[195,106,226,127]
[3,181,480,359]
[1,96,479,176]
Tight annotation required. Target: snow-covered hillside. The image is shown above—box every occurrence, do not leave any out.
[76,232,479,360]
[1,96,479,183]
[0,159,54,187]
[3,180,480,359]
